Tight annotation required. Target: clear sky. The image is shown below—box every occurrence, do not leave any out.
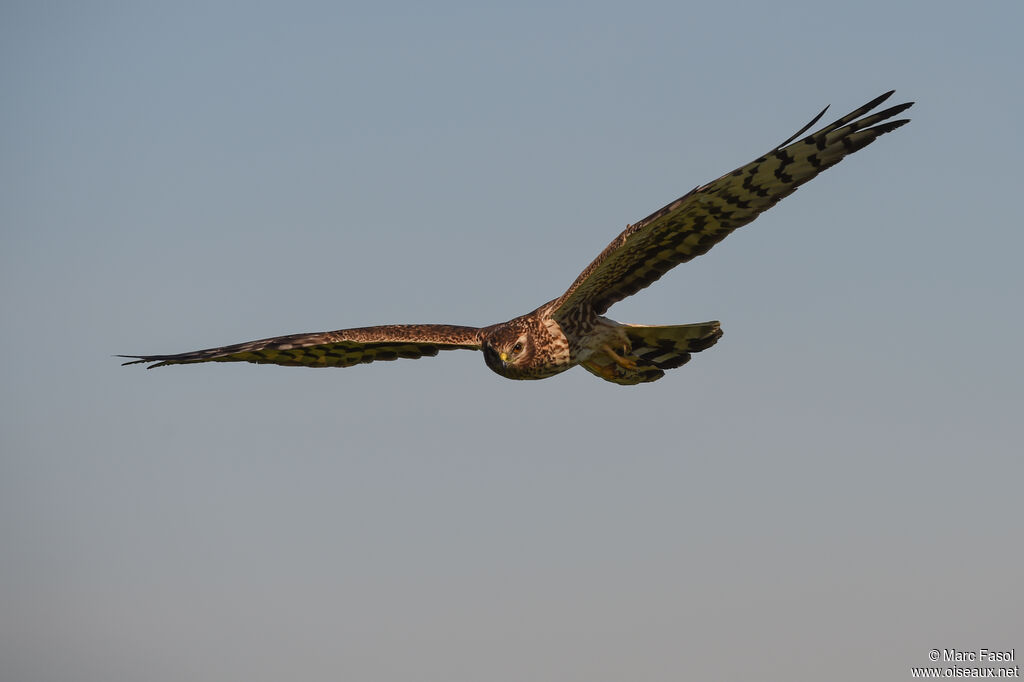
[2,2,1022,680]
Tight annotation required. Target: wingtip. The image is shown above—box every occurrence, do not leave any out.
[874,92,916,117]
[876,118,912,135]
[873,90,897,106]
[887,100,915,115]
[117,354,161,368]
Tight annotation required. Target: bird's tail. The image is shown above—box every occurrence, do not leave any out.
[581,321,723,385]
[624,321,723,367]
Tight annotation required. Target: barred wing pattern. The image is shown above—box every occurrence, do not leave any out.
[121,91,911,385]
[552,91,912,319]
[119,324,482,369]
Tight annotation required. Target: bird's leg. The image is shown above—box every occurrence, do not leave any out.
[601,343,637,371]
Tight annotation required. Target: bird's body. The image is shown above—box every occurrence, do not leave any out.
[122,92,912,385]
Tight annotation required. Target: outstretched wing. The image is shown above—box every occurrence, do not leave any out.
[120,324,482,369]
[552,91,913,319]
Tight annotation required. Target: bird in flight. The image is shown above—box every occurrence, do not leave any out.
[121,91,911,385]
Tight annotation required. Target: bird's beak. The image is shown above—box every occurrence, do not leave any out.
[499,351,508,363]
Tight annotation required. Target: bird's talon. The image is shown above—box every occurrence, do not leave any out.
[602,344,637,371]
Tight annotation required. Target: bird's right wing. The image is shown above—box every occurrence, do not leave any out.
[551,91,913,320]
[119,324,482,368]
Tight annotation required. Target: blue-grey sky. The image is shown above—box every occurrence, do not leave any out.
[2,2,1022,681]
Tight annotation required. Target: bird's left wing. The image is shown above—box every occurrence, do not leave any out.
[551,91,913,320]
[119,324,482,369]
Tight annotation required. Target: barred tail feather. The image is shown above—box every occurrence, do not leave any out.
[624,321,723,370]
[581,321,723,385]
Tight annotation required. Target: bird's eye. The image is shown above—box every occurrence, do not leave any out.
[512,341,524,354]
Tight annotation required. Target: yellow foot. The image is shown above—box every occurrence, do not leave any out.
[601,344,637,371]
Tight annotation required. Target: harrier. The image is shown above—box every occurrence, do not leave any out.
[121,91,911,385]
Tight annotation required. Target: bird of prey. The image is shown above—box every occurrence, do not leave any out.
[121,91,911,385]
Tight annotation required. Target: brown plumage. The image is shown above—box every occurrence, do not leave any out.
[121,92,911,385]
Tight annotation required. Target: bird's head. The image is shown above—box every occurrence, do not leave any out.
[481,323,536,379]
